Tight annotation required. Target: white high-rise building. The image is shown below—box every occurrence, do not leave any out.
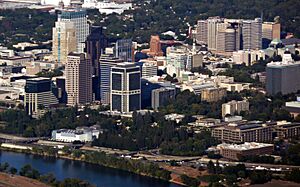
[58,9,90,53]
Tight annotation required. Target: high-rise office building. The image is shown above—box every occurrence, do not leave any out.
[24,77,58,115]
[59,9,89,53]
[207,17,222,50]
[262,22,281,40]
[266,51,300,95]
[53,77,67,104]
[262,22,281,48]
[195,20,208,44]
[115,39,133,62]
[99,55,123,105]
[242,18,262,50]
[66,53,92,106]
[110,62,141,113]
[149,35,163,56]
[52,21,76,64]
[216,27,236,52]
[85,26,108,101]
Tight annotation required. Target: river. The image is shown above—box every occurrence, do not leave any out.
[0,151,182,187]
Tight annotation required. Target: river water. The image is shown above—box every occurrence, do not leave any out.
[0,151,182,187]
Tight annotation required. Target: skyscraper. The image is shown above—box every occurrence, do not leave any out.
[262,22,281,48]
[114,39,133,62]
[85,26,108,101]
[207,17,222,50]
[262,22,281,40]
[110,62,141,113]
[195,20,208,44]
[66,53,92,106]
[216,27,236,52]
[242,18,262,50]
[99,54,123,105]
[58,9,89,53]
[52,21,76,64]
[24,77,58,115]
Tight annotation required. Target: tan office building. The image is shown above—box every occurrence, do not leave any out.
[66,53,92,106]
[212,122,273,143]
[52,21,77,64]
[201,87,227,102]
[262,22,281,40]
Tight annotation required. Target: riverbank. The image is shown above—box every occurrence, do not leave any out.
[0,172,49,187]
[0,144,183,186]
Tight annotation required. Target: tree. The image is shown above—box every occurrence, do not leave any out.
[72,150,83,158]
[285,169,300,183]
[9,167,17,175]
[39,173,56,184]
[249,171,272,184]
[19,164,40,179]
[0,162,9,172]
[207,160,215,174]
[180,174,200,187]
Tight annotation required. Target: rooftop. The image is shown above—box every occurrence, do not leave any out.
[217,142,273,151]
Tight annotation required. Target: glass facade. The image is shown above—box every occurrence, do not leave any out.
[25,79,51,93]
[129,73,140,90]
[112,74,122,90]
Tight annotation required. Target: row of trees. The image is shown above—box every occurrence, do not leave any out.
[0,107,116,137]
[70,150,171,181]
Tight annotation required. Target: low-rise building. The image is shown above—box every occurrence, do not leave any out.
[285,96,300,118]
[0,56,33,66]
[165,113,185,123]
[215,142,274,160]
[188,118,222,133]
[274,121,300,139]
[222,100,249,117]
[219,82,251,92]
[201,87,227,102]
[212,121,274,143]
[51,126,100,143]
[233,50,265,66]
[151,87,178,110]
